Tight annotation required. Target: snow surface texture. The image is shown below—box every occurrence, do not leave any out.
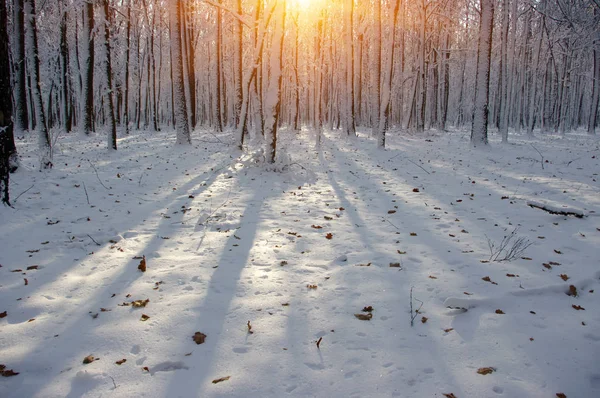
[1,128,599,398]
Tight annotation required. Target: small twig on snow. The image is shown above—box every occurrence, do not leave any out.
[87,234,101,246]
[407,158,431,175]
[13,184,35,204]
[530,144,544,169]
[410,287,424,327]
[82,182,90,205]
[89,161,110,190]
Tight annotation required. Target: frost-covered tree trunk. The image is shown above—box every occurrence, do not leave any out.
[589,44,600,135]
[124,0,131,134]
[263,0,285,163]
[26,0,52,168]
[527,2,545,137]
[14,0,28,131]
[378,0,401,149]
[214,2,223,132]
[499,0,509,142]
[345,0,356,137]
[1,0,14,204]
[83,0,95,135]
[103,0,117,150]
[371,0,381,136]
[471,0,494,147]
[60,3,71,133]
[184,3,197,130]
[234,0,243,128]
[170,0,191,144]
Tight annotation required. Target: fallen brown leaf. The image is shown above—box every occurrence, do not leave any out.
[560,274,569,281]
[388,210,397,214]
[311,225,323,229]
[26,265,39,270]
[0,311,6,318]
[212,376,231,384]
[495,309,505,314]
[428,275,438,279]
[193,332,207,344]
[138,256,147,272]
[0,365,19,377]
[444,328,454,333]
[354,313,373,321]
[556,394,567,398]
[389,262,401,268]
[115,359,127,365]
[567,285,577,297]
[477,367,495,375]
[554,249,562,254]
[356,262,371,267]
[572,305,585,311]
[247,320,253,334]
[410,232,417,236]
[131,299,150,308]
[325,233,333,239]
[443,394,456,398]
[362,306,373,312]
[506,273,519,277]
[412,188,420,193]
[307,284,318,289]
[421,316,428,323]
[83,355,97,364]
[482,276,498,285]
[140,314,150,321]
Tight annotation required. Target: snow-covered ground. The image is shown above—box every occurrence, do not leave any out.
[1,127,599,398]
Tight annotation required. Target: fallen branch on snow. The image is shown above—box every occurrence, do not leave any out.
[527,201,585,218]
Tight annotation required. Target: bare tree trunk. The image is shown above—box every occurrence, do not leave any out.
[14,0,28,131]
[27,0,52,168]
[103,0,117,149]
[345,0,356,136]
[589,43,600,135]
[60,3,71,133]
[471,0,494,147]
[170,0,191,144]
[214,2,223,132]
[124,0,131,134]
[264,0,285,163]
[371,0,381,136]
[1,0,14,204]
[83,0,95,135]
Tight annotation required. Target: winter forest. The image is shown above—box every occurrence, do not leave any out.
[1,0,600,397]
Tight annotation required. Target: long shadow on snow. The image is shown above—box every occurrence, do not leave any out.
[2,152,235,398]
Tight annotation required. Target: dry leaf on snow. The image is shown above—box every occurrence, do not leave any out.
[477,367,495,375]
[495,309,505,314]
[572,305,585,311]
[83,355,97,364]
[443,394,457,398]
[567,285,578,297]
[0,311,6,318]
[0,365,19,377]
[354,313,373,321]
[138,256,147,272]
[212,376,231,384]
[193,332,207,344]
[325,233,333,240]
[140,314,150,321]
[115,359,127,365]
[556,393,567,398]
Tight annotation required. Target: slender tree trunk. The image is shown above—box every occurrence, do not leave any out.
[103,0,117,149]
[83,0,95,135]
[589,43,600,134]
[371,0,381,136]
[214,2,223,132]
[14,0,28,131]
[471,0,494,147]
[60,4,71,133]
[345,0,356,136]
[27,0,52,168]
[264,0,285,163]
[499,0,509,142]
[185,3,197,130]
[1,0,14,204]
[124,0,131,134]
[170,0,191,144]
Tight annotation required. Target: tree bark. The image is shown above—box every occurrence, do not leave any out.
[170,0,191,144]
[83,0,95,135]
[471,0,494,147]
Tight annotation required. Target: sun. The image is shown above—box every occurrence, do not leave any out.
[293,0,311,9]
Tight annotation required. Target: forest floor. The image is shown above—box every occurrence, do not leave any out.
[1,127,599,398]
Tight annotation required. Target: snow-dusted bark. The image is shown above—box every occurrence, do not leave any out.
[103,0,117,150]
[263,0,285,163]
[345,0,356,137]
[371,0,381,137]
[82,1,95,135]
[471,0,494,147]
[14,0,28,132]
[170,0,191,145]
[589,45,600,135]
[26,0,52,168]
[1,0,14,204]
